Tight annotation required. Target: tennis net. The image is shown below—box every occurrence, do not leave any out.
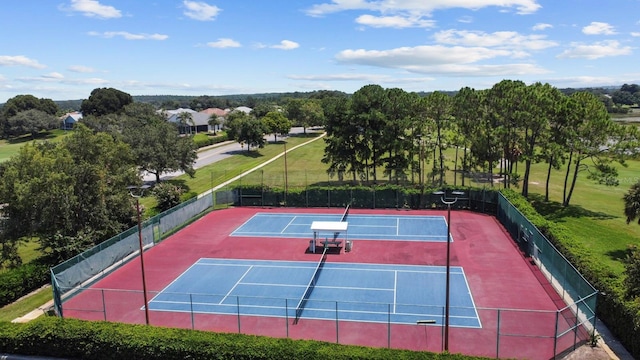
[340,204,350,222]
[294,247,328,324]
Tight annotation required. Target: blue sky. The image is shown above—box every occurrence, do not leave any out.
[1,0,639,103]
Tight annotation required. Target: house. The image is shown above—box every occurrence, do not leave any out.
[160,108,212,134]
[60,112,82,130]
[200,108,229,132]
[233,106,252,114]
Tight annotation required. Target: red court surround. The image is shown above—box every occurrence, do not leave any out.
[63,207,572,360]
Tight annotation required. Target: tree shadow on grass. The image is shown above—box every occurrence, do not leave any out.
[527,193,617,222]
[223,149,264,158]
[7,131,57,144]
[605,248,630,264]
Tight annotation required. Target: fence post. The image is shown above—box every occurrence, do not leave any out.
[387,303,391,348]
[553,310,560,358]
[335,301,339,343]
[190,294,194,330]
[285,298,289,338]
[101,289,106,321]
[573,303,579,351]
[496,309,501,358]
[237,296,241,333]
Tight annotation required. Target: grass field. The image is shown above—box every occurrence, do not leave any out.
[3,128,639,322]
[0,130,71,163]
[188,135,640,280]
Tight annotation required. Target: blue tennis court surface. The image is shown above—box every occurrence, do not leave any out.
[148,258,480,327]
[231,213,450,242]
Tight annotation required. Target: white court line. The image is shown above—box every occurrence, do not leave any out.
[220,265,253,305]
[393,270,398,314]
[460,267,482,329]
[281,215,297,234]
[396,218,400,236]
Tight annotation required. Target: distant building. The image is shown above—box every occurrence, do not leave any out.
[200,108,229,132]
[160,108,211,134]
[60,112,82,130]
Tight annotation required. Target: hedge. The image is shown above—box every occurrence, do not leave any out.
[194,133,229,148]
[0,263,49,307]
[0,317,493,360]
[500,189,640,359]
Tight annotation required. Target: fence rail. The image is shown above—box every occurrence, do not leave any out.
[51,186,597,359]
[59,287,594,359]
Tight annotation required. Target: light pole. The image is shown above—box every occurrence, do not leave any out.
[284,142,288,206]
[433,190,464,352]
[128,184,151,325]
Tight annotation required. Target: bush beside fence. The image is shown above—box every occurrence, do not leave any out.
[499,189,640,359]
[48,184,615,358]
[0,263,49,308]
[0,317,492,360]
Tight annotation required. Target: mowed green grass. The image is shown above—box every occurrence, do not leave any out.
[217,137,640,279]
[0,130,72,163]
[4,129,638,320]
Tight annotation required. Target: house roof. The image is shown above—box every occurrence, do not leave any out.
[233,106,252,114]
[60,112,83,122]
[165,109,211,126]
[201,108,229,116]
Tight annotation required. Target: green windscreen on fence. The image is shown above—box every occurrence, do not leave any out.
[51,191,223,316]
[496,193,598,330]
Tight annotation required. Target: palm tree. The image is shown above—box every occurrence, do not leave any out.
[177,112,194,135]
[624,181,640,224]
[208,114,221,134]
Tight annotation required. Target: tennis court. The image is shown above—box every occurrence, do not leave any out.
[231,213,450,241]
[148,256,480,327]
[60,206,567,359]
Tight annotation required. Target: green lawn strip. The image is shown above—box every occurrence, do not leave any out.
[247,140,640,282]
[0,287,52,322]
[0,130,71,163]
[139,134,324,210]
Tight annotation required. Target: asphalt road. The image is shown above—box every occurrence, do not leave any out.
[142,127,311,182]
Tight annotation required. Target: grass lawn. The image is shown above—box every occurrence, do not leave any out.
[220,137,640,280]
[140,133,325,210]
[0,287,52,322]
[0,129,71,163]
[4,129,638,321]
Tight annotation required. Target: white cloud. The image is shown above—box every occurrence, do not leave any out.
[0,55,46,69]
[335,45,549,76]
[42,72,64,79]
[68,65,96,73]
[557,40,632,59]
[631,32,640,37]
[355,14,435,28]
[306,0,541,18]
[17,75,109,86]
[532,23,552,31]
[288,73,393,81]
[271,40,300,50]
[65,0,121,19]
[457,16,473,24]
[434,30,558,51]
[88,31,168,40]
[207,38,241,48]
[183,1,221,21]
[337,45,511,67]
[582,22,616,35]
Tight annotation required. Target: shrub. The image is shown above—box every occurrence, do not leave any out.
[0,317,492,360]
[0,263,49,307]
[153,182,184,212]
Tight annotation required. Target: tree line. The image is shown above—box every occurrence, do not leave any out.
[0,88,198,268]
[320,81,640,206]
